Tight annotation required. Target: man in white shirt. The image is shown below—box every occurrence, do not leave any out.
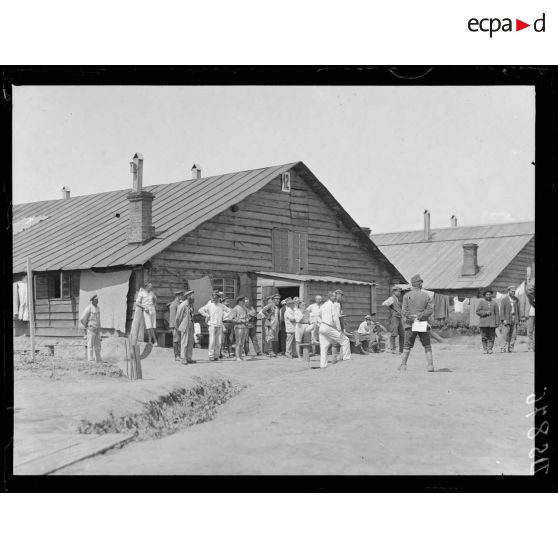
[318,291,351,369]
[198,289,227,361]
[283,298,297,358]
[306,295,323,354]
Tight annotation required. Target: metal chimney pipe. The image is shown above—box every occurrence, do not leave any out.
[130,152,144,193]
[61,187,71,200]
[423,210,431,241]
[451,215,458,227]
[191,164,202,179]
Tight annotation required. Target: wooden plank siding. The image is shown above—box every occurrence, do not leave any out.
[149,169,400,329]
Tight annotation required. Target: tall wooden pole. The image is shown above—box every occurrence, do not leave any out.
[26,257,36,363]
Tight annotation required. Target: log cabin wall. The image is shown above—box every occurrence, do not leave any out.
[149,168,400,326]
[491,237,535,293]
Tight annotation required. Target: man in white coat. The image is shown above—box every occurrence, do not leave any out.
[318,291,351,369]
[198,289,227,361]
[306,295,323,354]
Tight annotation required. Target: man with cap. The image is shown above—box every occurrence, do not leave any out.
[383,285,405,354]
[283,298,297,358]
[169,290,184,361]
[80,294,102,362]
[355,314,374,354]
[398,274,435,372]
[261,294,281,357]
[176,290,196,365]
[318,291,351,368]
[500,285,523,353]
[198,289,227,361]
[476,289,500,354]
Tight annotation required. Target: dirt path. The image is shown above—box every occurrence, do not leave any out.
[59,345,535,475]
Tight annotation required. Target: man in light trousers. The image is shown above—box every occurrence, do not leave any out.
[198,289,226,361]
[318,291,351,369]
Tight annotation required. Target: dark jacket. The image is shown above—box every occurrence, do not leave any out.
[476,299,500,327]
[500,295,523,324]
[401,289,433,329]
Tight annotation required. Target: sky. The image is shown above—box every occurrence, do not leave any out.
[12,85,535,233]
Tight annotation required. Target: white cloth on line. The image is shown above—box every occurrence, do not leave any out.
[453,297,464,313]
[17,281,29,321]
[422,289,435,301]
[79,269,131,333]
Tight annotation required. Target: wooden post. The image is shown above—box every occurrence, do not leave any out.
[370,281,377,315]
[26,257,36,363]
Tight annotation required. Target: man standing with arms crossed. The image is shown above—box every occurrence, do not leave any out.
[398,274,435,372]
[198,289,226,361]
[318,291,351,369]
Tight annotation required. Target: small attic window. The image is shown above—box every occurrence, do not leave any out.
[281,172,291,193]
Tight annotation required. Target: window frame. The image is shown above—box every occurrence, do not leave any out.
[211,277,237,301]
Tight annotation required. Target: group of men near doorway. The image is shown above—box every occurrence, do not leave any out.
[80,274,535,368]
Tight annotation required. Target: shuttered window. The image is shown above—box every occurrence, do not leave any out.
[272,228,308,274]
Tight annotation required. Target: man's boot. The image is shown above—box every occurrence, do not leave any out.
[356,344,366,355]
[425,348,435,372]
[389,337,397,354]
[481,339,488,354]
[488,339,494,354]
[332,345,338,364]
[398,349,410,371]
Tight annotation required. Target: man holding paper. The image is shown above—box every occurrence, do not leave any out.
[398,274,435,372]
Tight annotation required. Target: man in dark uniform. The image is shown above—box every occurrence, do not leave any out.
[398,274,435,372]
[169,290,184,361]
[385,286,405,354]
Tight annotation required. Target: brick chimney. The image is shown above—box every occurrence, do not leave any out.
[461,243,479,276]
[361,226,371,237]
[423,210,431,241]
[191,164,202,179]
[61,187,71,200]
[451,215,458,227]
[127,152,155,245]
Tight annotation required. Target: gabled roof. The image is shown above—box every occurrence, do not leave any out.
[13,162,401,278]
[371,221,534,289]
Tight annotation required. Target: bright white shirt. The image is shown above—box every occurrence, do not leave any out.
[198,300,226,327]
[284,307,296,333]
[529,306,535,317]
[357,321,371,335]
[320,300,340,329]
[307,302,322,322]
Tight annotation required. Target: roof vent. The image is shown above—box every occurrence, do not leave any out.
[451,215,458,227]
[461,243,479,276]
[61,187,71,200]
[191,164,202,179]
[361,227,371,237]
[423,210,431,241]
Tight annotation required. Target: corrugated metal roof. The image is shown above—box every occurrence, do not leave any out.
[13,163,298,273]
[371,222,534,289]
[372,221,534,246]
[256,272,373,286]
[13,162,403,280]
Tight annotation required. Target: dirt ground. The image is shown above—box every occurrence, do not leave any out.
[29,334,535,476]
